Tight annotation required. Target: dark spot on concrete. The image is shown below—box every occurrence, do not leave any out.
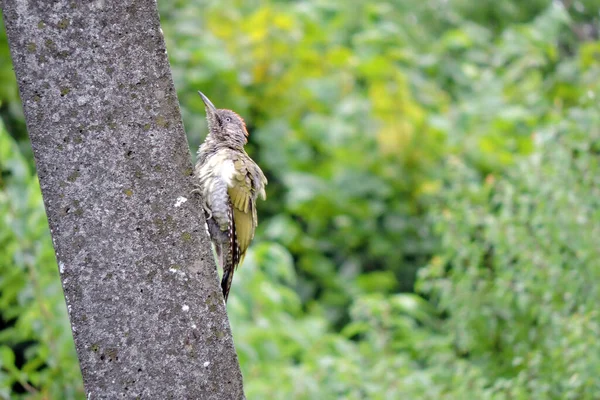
[67,171,80,182]
[57,18,70,29]
[44,38,56,51]
[106,348,118,361]
[155,115,168,127]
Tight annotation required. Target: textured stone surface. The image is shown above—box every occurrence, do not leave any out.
[2,0,245,398]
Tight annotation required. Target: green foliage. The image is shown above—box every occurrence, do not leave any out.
[419,108,600,398]
[0,15,17,106]
[2,0,600,398]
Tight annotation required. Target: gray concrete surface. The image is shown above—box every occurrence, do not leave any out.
[1,0,245,398]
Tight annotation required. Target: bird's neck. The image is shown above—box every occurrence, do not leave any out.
[201,134,245,154]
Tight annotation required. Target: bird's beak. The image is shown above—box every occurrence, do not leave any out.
[198,91,217,116]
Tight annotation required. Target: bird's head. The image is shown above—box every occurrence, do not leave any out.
[198,91,249,148]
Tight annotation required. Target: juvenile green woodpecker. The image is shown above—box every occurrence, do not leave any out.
[195,92,267,302]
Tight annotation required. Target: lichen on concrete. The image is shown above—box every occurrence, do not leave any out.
[2,0,245,398]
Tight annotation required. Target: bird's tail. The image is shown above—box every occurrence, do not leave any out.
[220,206,240,303]
[221,267,234,302]
[220,244,240,303]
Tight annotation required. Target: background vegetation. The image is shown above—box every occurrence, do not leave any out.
[1,0,600,398]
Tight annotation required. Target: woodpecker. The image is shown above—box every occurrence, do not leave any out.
[194,91,267,303]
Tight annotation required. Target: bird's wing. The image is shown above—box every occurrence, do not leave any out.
[227,157,258,264]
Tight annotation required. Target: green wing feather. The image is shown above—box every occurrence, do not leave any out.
[227,157,260,267]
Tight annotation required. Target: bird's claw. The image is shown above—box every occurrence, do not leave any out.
[190,187,212,220]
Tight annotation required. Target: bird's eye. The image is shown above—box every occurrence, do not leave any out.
[225,117,231,122]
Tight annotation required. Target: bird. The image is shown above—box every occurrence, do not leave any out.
[194,91,267,303]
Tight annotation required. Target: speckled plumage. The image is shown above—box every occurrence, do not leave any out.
[194,92,267,302]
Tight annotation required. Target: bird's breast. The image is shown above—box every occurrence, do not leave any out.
[197,151,237,187]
